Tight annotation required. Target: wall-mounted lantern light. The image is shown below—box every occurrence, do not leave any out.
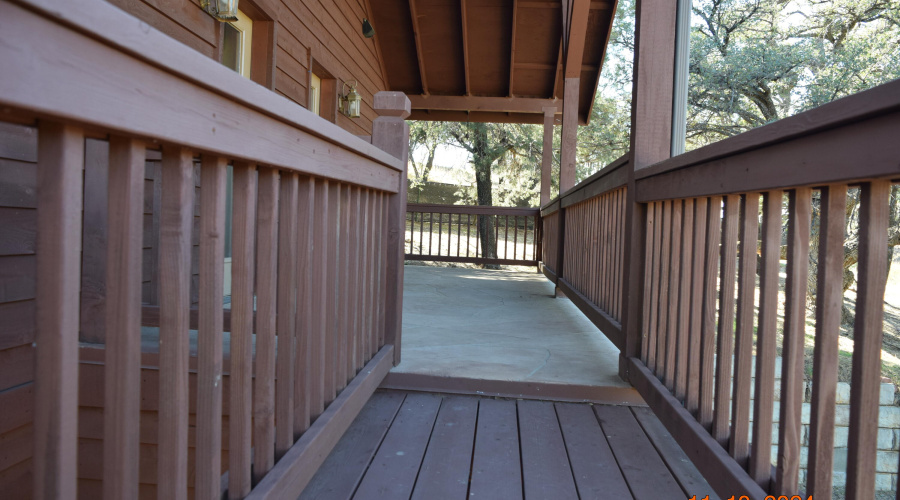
[201,0,239,21]
[341,81,362,118]
[362,18,375,38]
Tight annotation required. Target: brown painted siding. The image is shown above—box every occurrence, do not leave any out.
[0,122,37,499]
[109,0,388,136]
[77,349,235,499]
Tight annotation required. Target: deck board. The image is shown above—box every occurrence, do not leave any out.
[352,393,442,500]
[299,392,406,500]
[556,402,634,499]
[410,396,478,500]
[594,405,685,499]
[518,399,579,500]
[469,398,523,500]
[299,390,714,500]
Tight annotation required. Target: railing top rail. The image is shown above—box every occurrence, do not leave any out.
[1,0,404,191]
[406,203,539,216]
[636,79,900,183]
[540,153,630,216]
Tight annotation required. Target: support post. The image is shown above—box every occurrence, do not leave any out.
[540,107,556,206]
[372,91,411,366]
[559,78,579,194]
[618,0,678,382]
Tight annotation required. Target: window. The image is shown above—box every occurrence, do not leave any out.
[222,10,253,79]
[309,58,337,122]
[310,72,321,115]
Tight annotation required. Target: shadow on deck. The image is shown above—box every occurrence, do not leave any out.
[383,266,640,404]
[299,390,718,500]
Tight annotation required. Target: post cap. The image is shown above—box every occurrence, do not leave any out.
[373,92,411,119]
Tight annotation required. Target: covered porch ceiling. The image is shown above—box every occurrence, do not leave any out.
[367,0,617,125]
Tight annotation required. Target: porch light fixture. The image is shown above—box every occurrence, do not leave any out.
[201,0,239,21]
[362,18,376,38]
[341,81,362,118]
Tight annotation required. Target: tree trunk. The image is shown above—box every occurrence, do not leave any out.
[471,124,498,267]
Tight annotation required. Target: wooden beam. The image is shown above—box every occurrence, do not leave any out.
[409,110,550,124]
[460,0,471,95]
[520,1,562,8]
[559,77,579,192]
[565,0,590,78]
[408,0,430,95]
[516,62,599,72]
[552,42,563,98]
[509,0,518,97]
[540,106,556,206]
[408,95,563,113]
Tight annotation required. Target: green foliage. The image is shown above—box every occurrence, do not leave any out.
[687,0,900,149]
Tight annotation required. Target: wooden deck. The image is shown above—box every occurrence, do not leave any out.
[299,390,716,500]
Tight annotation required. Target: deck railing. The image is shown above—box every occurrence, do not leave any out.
[1,0,408,498]
[405,203,541,267]
[540,80,900,499]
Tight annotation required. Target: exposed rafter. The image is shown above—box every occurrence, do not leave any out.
[362,0,389,89]
[408,0,430,95]
[565,0,590,78]
[552,42,563,98]
[460,0,471,95]
[408,95,563,113]
[508,0,518,97]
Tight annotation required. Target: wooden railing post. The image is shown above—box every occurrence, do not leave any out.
[371,91,411,366]
[619,0,678,382]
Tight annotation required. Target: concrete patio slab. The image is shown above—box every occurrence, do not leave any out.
[393,265,629,388]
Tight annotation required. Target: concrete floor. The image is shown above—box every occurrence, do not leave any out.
[394,265,629,387]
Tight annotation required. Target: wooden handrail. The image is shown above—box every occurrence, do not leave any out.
[1,0,402,192]
[407,203,539,216]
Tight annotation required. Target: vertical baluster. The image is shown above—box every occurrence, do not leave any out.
[325,182,340,402]
[294,177,315,433]
[348,187,361,376]
[276,173,299,449]
[606,195,614,309]
[368,191,379,357]
[466,214,472,257]
[846,180,891,500]
[476,214,481,258]
[378,193,388,347]
[428,213,440,255]
[438,212,443,257]
[253,168,279,481]
[641,202,657,364]
[457,212,462,257]
[360,190,372,361]
[730,193,759,464]
[713,194,740,443]
[674,198,694,401]
[103,137,145,499]
[664,200,682,391]
[34,122,83,500]
[656,201,672,377]
[310,179,328,418]
[775,187,812,495]
[618,189,626,319]
[750,190,783,488]
[190,154,226,500]
[338,185,351,389]
[699,197,722,427]
[230,161,257,499]
[686,197,708,414]
[419,207,423,254]
[806,185,846,498]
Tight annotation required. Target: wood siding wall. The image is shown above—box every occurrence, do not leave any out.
[107,0,387,136]
[0,122,37,499]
